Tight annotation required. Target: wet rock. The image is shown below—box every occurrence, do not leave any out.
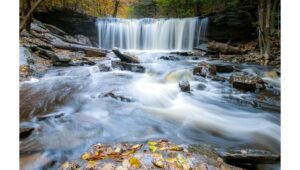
[218,148,280,165]
[215,64,235,73]
[193,66,203,76]
[97,63,111,72]
[159,56,179,61]
[103,91,132,102]
[196,83,206,90]
[37,113,64,121]
[64,34,92,46]
[20,126,35,139]
[112,47,140,63]
[111,60,145,73]
[54,58,95,66]
[20,46,35,65]
[55,53,72,62]
[193,62,217,77]
[209,75,227,82]
[179,80,190,92]
[229,73,265,91]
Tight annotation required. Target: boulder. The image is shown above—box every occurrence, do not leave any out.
[179,80,190,92]
[229,73,265,91]
[112,47,140,63]
[111,60,145,73]
[193,62,217,77]
[34,8,99,46]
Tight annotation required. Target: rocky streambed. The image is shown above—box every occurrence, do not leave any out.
[20,20,280,170]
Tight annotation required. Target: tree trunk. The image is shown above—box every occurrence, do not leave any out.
[258,0,272,65]
[270,0,279,34]
[264,0,271,65]
[112,0,120,17]
[20,0,44,32]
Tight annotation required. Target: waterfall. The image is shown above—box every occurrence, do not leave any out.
[97,17,208,50]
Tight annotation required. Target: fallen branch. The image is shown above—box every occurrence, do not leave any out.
[208,41,245,54]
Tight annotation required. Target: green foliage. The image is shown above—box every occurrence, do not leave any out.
[37,0,252,18]
[130,0,245,18]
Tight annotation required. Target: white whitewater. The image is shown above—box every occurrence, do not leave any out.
[97,17,208,50]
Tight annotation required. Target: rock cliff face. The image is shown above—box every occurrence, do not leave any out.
[205,6,257,42]
[34,8,98,46]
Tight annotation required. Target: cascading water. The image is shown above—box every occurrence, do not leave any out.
[97,17,208,50]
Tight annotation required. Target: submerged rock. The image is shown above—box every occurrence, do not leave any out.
[179,80,190,92]
[170,51,204,56]
[37,113,64,121]
[111,60,145,73]
[102,91,132,102]
[159,55,179,61]
[229,73,265,91]
[97,63,111,72]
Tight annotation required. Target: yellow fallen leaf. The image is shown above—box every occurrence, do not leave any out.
[81,152,91,160]
[149,145,157,152]
[129,157,141,169]
[148,141,157,146]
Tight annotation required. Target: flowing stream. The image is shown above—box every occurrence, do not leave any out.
[20,18,280,170]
